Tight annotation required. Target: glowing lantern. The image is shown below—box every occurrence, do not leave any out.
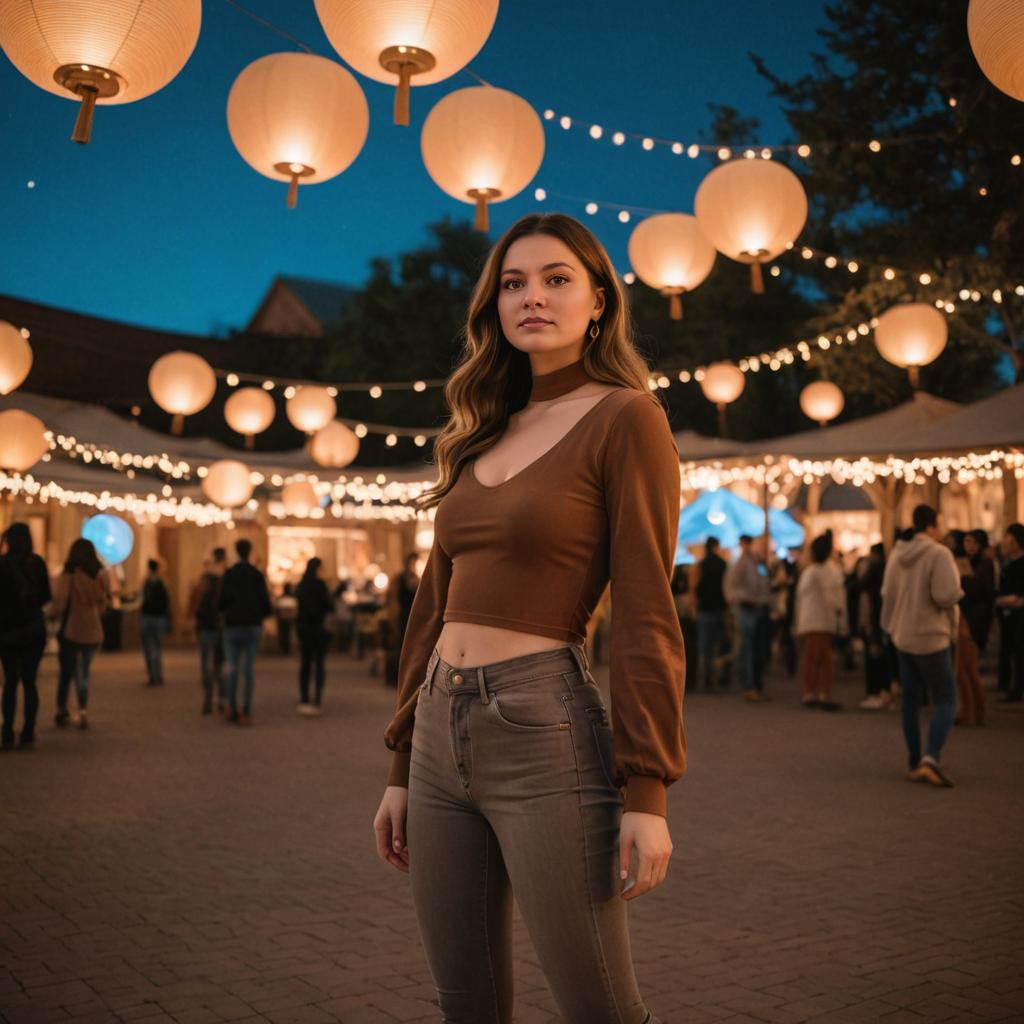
[148,351,216,434]
[282,479,318,517]
[799,381,845,426]
[224,387,275,449]
[874,303,948,388]
[968,0,1024,101]
[0,321,31,394]
[314,0,499,126]
[699,362,746,408]
[628,214,716,320]
[421,85,544,231]
[0,0,200,144]
[81,513,133,565]
[227,52,369,209]
[286,386,337,435]
[0,409,47,471]
[201,460,254,509]
[310,421,360,468]
[694,158,808,294]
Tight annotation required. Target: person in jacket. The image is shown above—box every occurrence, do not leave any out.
[139,558,171,686]
[794,532,848,711]
[217,538,271,724]
[694,537,728,690]
[51,538,110,730]
[187,556,224,714]
[857,543,893,710]
[0,522,52,750]
[995,522,1024,702]
[726,534,772,702]
[881,504,963,787]
[296,557,332,715]
[954,529,995,726]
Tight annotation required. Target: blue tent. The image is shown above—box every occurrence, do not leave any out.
[676,489,804,561]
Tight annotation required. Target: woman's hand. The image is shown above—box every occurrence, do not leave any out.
[374,786,410,873]
[619,811,672,900]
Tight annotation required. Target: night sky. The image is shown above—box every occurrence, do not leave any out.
[1,0,828,336]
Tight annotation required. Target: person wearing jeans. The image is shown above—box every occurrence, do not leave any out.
[139,559,171,686]
[726,535,772,702]
[881,504,963,787]
[217,538,271,725]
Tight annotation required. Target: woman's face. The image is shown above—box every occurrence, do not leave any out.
[963,534,979,557]
[497,233,605,359]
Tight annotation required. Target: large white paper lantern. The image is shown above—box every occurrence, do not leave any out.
[286,386,337,435]
[0,409,47,471]
[310,421,360,468]
[282,479,318,517]
[968,0,1024,101]
[201,460,254,509]
[314,0,499,125]
[421,85,544,231]
[699,362,746,408]
[874,303,948,388]
[227,52,369,209]
[799,381,845,426]
[148,351,216,434]
[0,0,201,143]
[0,321,31,395]
[694,158,808,294]
[628,214,716,320]
[224,387,275,448]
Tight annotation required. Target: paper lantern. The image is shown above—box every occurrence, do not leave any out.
[0,321,31,395]
[227,52,369,209]
[282,479,318,517]
[874,303,948,387]
[968,0,1024,101]
[201,460,254,509]
[310,421,360,468]
[148,351,216,434]
[286,386,337,435]
[0,0,200,143]
[628,214,716,320]
[0,409,47,471]
[799,381,845,426]
[81,513,133,566]
[224,387,275,448]
[314,0,498,125]
[699,362,746,408]
[694,158,808,293]
[421,85,544,231]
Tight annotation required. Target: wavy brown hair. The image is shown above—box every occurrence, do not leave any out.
[417,213,655,512]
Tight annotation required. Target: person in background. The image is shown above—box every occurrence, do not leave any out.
[218,538,272,725]
[954,528,995,726]
[139,558,170,686]
[726,534,772,702]
[670,561,698,676]
[995,522,1024,703]
[0,523,52,751]
[51,538,110,730]
[881,504,963,787]
[276,582,298,655]
[794,532,848,711]
[296,557,332,716]
[857,543,893,710]
[769,547,798,678]
[188,556,224,715]
[695,537,728,690]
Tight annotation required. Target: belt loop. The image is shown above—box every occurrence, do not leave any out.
[426,648,438,694]
[569,643,589,683]
[477,665,490,705]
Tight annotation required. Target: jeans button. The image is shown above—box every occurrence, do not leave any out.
[452,673,463,685]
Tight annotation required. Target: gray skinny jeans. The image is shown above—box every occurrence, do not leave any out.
[407,641,662,1024]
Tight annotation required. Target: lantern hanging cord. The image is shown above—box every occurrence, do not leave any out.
[462,67,494,88]
[223,0,317,55]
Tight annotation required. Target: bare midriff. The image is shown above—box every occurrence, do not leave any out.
[435,621,572,668]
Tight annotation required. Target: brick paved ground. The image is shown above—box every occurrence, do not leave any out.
[1,644,1021,1024]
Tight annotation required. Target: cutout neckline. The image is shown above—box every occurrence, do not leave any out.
[469,388,624,490]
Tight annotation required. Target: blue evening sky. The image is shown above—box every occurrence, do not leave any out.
[1,0,828,335]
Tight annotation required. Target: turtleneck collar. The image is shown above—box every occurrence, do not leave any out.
[528,356,594,402]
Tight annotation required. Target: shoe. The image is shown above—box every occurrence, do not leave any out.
[802,697,820,708]
[744,691,765,703]
[307,704,322,717]
[297,703,313,715]
[237,712,253,726]
[859,694,890,710]
[54,710,70,727]
[818,700,842,712]
[76,711,89,730]
[907,759,955,788]
[226,708,239,724]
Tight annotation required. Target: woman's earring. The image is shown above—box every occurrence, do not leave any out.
[588,320,600,340]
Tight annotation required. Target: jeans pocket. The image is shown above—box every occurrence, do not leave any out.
[488,674,572,732]
[584,705,619,790]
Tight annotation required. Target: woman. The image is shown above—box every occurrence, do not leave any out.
[0,522,52,750]
[794,532,848,711]
[51,538,109,729]
[955,528,995,725]
[374,213,684,1024]
[857,543,893,709]
[296,557,331,715]
[140,558,170,686]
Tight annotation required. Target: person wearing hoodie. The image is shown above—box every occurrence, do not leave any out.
[51,538,110,730]
[880,504,963,787]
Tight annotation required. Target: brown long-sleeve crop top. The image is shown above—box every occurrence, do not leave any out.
[383,360,688,817]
